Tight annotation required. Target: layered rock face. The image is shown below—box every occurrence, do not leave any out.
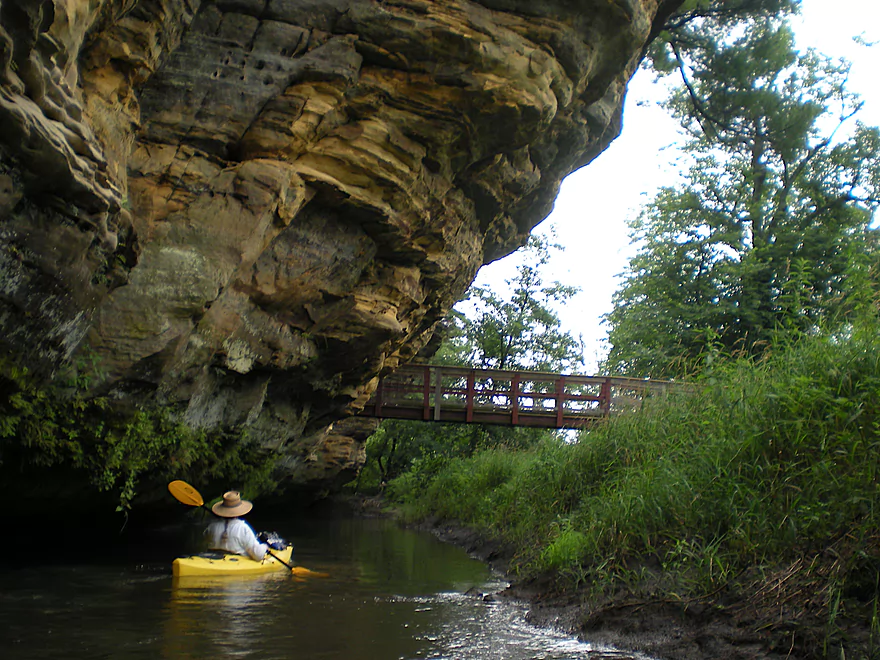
[0,0,676,488]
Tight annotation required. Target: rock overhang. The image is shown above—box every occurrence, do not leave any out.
[0,0,681,490]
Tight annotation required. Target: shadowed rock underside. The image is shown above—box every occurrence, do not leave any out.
[0,0,676,491]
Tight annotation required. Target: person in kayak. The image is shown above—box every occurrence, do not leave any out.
[205,491,269,561]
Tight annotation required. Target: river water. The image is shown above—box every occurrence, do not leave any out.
[1,511,647,659]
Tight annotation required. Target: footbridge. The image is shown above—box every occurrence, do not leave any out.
[359,364,676,429]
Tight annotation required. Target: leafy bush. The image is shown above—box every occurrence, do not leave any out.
[0,358,279,511]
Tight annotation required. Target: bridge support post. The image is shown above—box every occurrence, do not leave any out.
[600,379,611,416]
[556,376,566,427]
[422,365,431,420]
[466,370,475,423]
[433,368,443,421]
[511,373,520,425]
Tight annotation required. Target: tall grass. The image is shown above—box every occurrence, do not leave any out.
[387,324,880,625]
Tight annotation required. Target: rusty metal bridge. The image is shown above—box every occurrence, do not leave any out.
[359,364,676,429]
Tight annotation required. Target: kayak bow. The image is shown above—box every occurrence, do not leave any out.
[173,545,294,577]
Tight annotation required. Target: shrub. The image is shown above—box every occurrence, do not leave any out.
[0,358,279,512]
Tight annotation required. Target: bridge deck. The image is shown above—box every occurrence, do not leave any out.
[359,365,675,429]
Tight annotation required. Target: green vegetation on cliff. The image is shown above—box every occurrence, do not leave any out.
[0,359,279,512]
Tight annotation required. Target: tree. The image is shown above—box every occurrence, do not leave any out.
[355,235,584,491]
[605,20,880,378]
[646,0,797,57]
[448,235,584,373]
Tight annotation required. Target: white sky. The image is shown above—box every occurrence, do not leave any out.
[468,0,880,374]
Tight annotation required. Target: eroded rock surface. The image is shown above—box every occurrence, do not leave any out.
[0,0,678,488]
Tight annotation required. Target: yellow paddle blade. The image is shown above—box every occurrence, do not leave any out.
[168,480,205,507]
[291,566,329,578]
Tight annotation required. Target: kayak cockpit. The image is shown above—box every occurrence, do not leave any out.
[172,544,293,577]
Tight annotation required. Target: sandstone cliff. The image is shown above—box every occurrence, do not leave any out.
[0,0,678,494]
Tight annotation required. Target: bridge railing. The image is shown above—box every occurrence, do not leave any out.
[359,364,678,429]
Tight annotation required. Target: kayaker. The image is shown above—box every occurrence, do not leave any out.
[205,491,269,561]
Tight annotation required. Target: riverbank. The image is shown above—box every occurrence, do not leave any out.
[337,493,873,660]
[353,330,880,659]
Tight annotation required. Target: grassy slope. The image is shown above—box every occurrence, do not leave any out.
[387,328,880,658]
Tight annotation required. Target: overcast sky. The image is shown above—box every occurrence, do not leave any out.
[467,0,880,374]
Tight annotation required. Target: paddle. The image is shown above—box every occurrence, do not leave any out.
[167,479,326,576]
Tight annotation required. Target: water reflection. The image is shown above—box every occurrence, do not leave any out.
[1,515,649,660]
[388,588,652,660]
[165,573,292,658]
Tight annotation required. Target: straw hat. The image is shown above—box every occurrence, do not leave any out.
[211,491,253,517]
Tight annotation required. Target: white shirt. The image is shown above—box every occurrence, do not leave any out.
[205,518,268,561]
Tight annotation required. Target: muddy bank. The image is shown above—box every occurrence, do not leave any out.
[335,494,862,660]
[422,521,797,660]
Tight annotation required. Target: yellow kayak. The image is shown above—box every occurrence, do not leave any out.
[173,545,294,577]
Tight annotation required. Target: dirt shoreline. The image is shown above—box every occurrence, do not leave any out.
[337,494,837,660]
[417,521,799,660]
